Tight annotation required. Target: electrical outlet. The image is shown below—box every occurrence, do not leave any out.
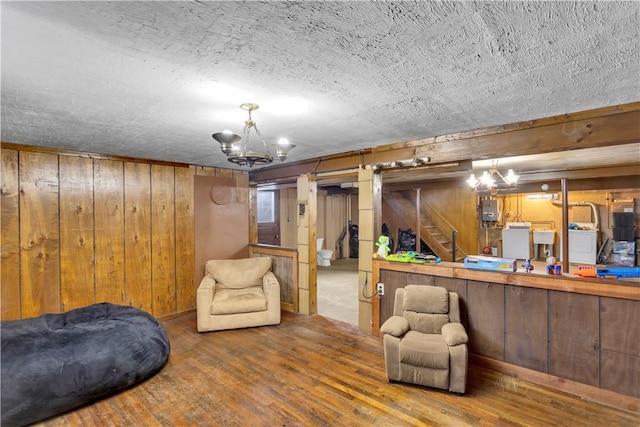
[376,282,384,296]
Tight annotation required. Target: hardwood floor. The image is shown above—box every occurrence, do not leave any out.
[37,311,638,426]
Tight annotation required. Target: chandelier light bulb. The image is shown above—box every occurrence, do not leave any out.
[466,174,479,188]
[504,169,519,185]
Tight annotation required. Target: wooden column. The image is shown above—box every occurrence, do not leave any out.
[415,188,421,251]
[561,178,569,272]
[358,165,377,333]
[296,174,317,315]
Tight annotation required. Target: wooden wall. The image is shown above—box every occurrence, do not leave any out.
[381,187,640,259]
[278,188,298,248]
[317,190,351,259]
[279,188,357,259]
[501,190,640,243]
[1,146,247,321]
[382,187,478,256]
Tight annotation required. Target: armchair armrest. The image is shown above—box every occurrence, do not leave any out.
[262,272,281,323]
[196,275,217,332]
[380,316,410,337]
[441,323,468,346]
[197,275,216,312]
[262,271,279,294]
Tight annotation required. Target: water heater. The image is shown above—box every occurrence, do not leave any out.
[481,199,498,222]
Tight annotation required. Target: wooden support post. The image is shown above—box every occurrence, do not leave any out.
[561,178,569,273]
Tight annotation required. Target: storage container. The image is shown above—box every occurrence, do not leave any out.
[611,200,634,213]
[613,227,635,241]
[613,212,635,228]
[611,253,636,267]
[612,240,636,254]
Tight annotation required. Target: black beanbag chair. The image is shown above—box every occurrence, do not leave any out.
[1,303,170,426]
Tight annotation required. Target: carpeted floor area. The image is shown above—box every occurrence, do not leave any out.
[317,258,359,325]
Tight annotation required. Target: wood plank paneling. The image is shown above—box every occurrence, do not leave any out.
[600,297,640,397]
[194,166,216,176]
[467,281,505,361]
[175,166,195,313]
[59,156,95,311]
[19,152,60,318]
[434,276,468,326]
[249,245,299,312]
[1,149,21,320]
[124,162,152,312]
[407,272,434,286]
[434,276,467,299]
[505,286,548,372]
[151,164,176,317]
[379,270,408,320]
[94,159,125,304]
[3,147,246,321]
[549,291,599,387]
[601,297,640,356]
[601,350,640,398]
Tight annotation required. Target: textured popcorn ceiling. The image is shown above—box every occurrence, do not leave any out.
[1,1,638,169]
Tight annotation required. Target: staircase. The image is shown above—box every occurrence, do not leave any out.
[385,192,467,262]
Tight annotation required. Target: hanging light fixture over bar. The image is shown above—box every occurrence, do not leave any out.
[466,161,519,193]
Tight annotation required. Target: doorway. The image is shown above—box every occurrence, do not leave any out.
[316,191,359,326]
[317,258,359,325]
[257,190,280,245]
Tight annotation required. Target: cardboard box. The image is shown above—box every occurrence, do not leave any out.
[464,255,517,272]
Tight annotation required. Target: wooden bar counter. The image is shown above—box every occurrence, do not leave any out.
[372,259,640,413]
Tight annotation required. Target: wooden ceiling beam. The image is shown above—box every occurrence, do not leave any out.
[250,103,640,184]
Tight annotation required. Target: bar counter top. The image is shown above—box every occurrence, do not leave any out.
[374,259,640,301]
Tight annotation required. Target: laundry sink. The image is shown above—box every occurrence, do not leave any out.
[533,230,555,245]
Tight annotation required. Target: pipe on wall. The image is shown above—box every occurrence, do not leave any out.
[551,199,600,230]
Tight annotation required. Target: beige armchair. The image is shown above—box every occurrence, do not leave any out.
[197,257,281,332]
[380,285,468,394]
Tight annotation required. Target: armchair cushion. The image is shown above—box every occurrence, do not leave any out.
[441,323,468,346]
[380,316,410,337]
[400,332,449,369]
[403,285,449,314]
[403,311,450,335]
[205,257,272,289]
[211,286,267,315]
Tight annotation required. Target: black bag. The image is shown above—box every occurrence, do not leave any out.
[397,228,416,251]
[349,222,359,258]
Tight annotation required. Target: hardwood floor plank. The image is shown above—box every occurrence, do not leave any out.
[36,311,639,427]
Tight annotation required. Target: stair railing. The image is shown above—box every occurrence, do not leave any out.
[420,199,467,259]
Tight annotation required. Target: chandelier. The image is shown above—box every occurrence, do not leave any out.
[466,163,519,193]
[212,103,295,168]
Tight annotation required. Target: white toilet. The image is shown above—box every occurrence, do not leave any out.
[317,238,333,267]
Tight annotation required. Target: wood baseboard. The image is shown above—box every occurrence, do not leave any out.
[470,354,639,414]
[157,309,196,322]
